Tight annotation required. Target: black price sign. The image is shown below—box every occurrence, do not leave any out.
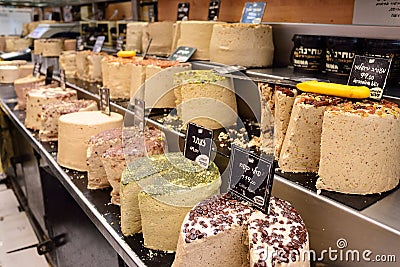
[228,145,274,213]
[33,62,41,78]
[60,69,66,90]
[184,122,213,169]
[177,2,190,21]
[240,2,267,24]
[116,36,124,51]
[348,55,392,101]
[208,0,220,21]
[168,46,197,62]
[45,66,53,85]
[76,36,84,51]
[133,98,145,130]
[92,36,105,53]
[99,87,111,116]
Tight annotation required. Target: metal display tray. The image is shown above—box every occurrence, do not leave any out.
[1,66,399,266]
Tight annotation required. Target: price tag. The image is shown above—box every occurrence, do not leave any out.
[32,62,41,78]
[347,55,392,101]
[99,87,111,116]
[228,145,274,213]
[177,2,190,21]
[168,46,197,62]
[116,36,124,51]
[45,66,53,85]
[240,2,267,24]
[133,98,145,130]
[208,0,220,21]
[184,122,213,169]
[60,69,66,90]
[76,36,84,51]
[92,36,105,53]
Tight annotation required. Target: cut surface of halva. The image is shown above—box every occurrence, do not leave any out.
[278,93,343,173]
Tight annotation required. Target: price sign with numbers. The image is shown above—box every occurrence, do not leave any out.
[348,55,392,100]
[240,2,267,24]
[228,145,274,213]
[168,46,197,62]
[184,122,213,169]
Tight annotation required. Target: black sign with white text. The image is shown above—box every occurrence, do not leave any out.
[240,2,267,24]
[168,46,197,62]
[45,66,53,85]
[228,145,274,213]
[93,36,105,53]
[208,0,220,21]
[184,122,213,169]
[348,55,392,101]
[177,2,190,20]
[99,87,111,116]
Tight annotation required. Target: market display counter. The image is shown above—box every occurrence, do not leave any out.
[1,68,400,266]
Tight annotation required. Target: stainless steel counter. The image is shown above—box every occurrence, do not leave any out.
[1,71,399,266]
